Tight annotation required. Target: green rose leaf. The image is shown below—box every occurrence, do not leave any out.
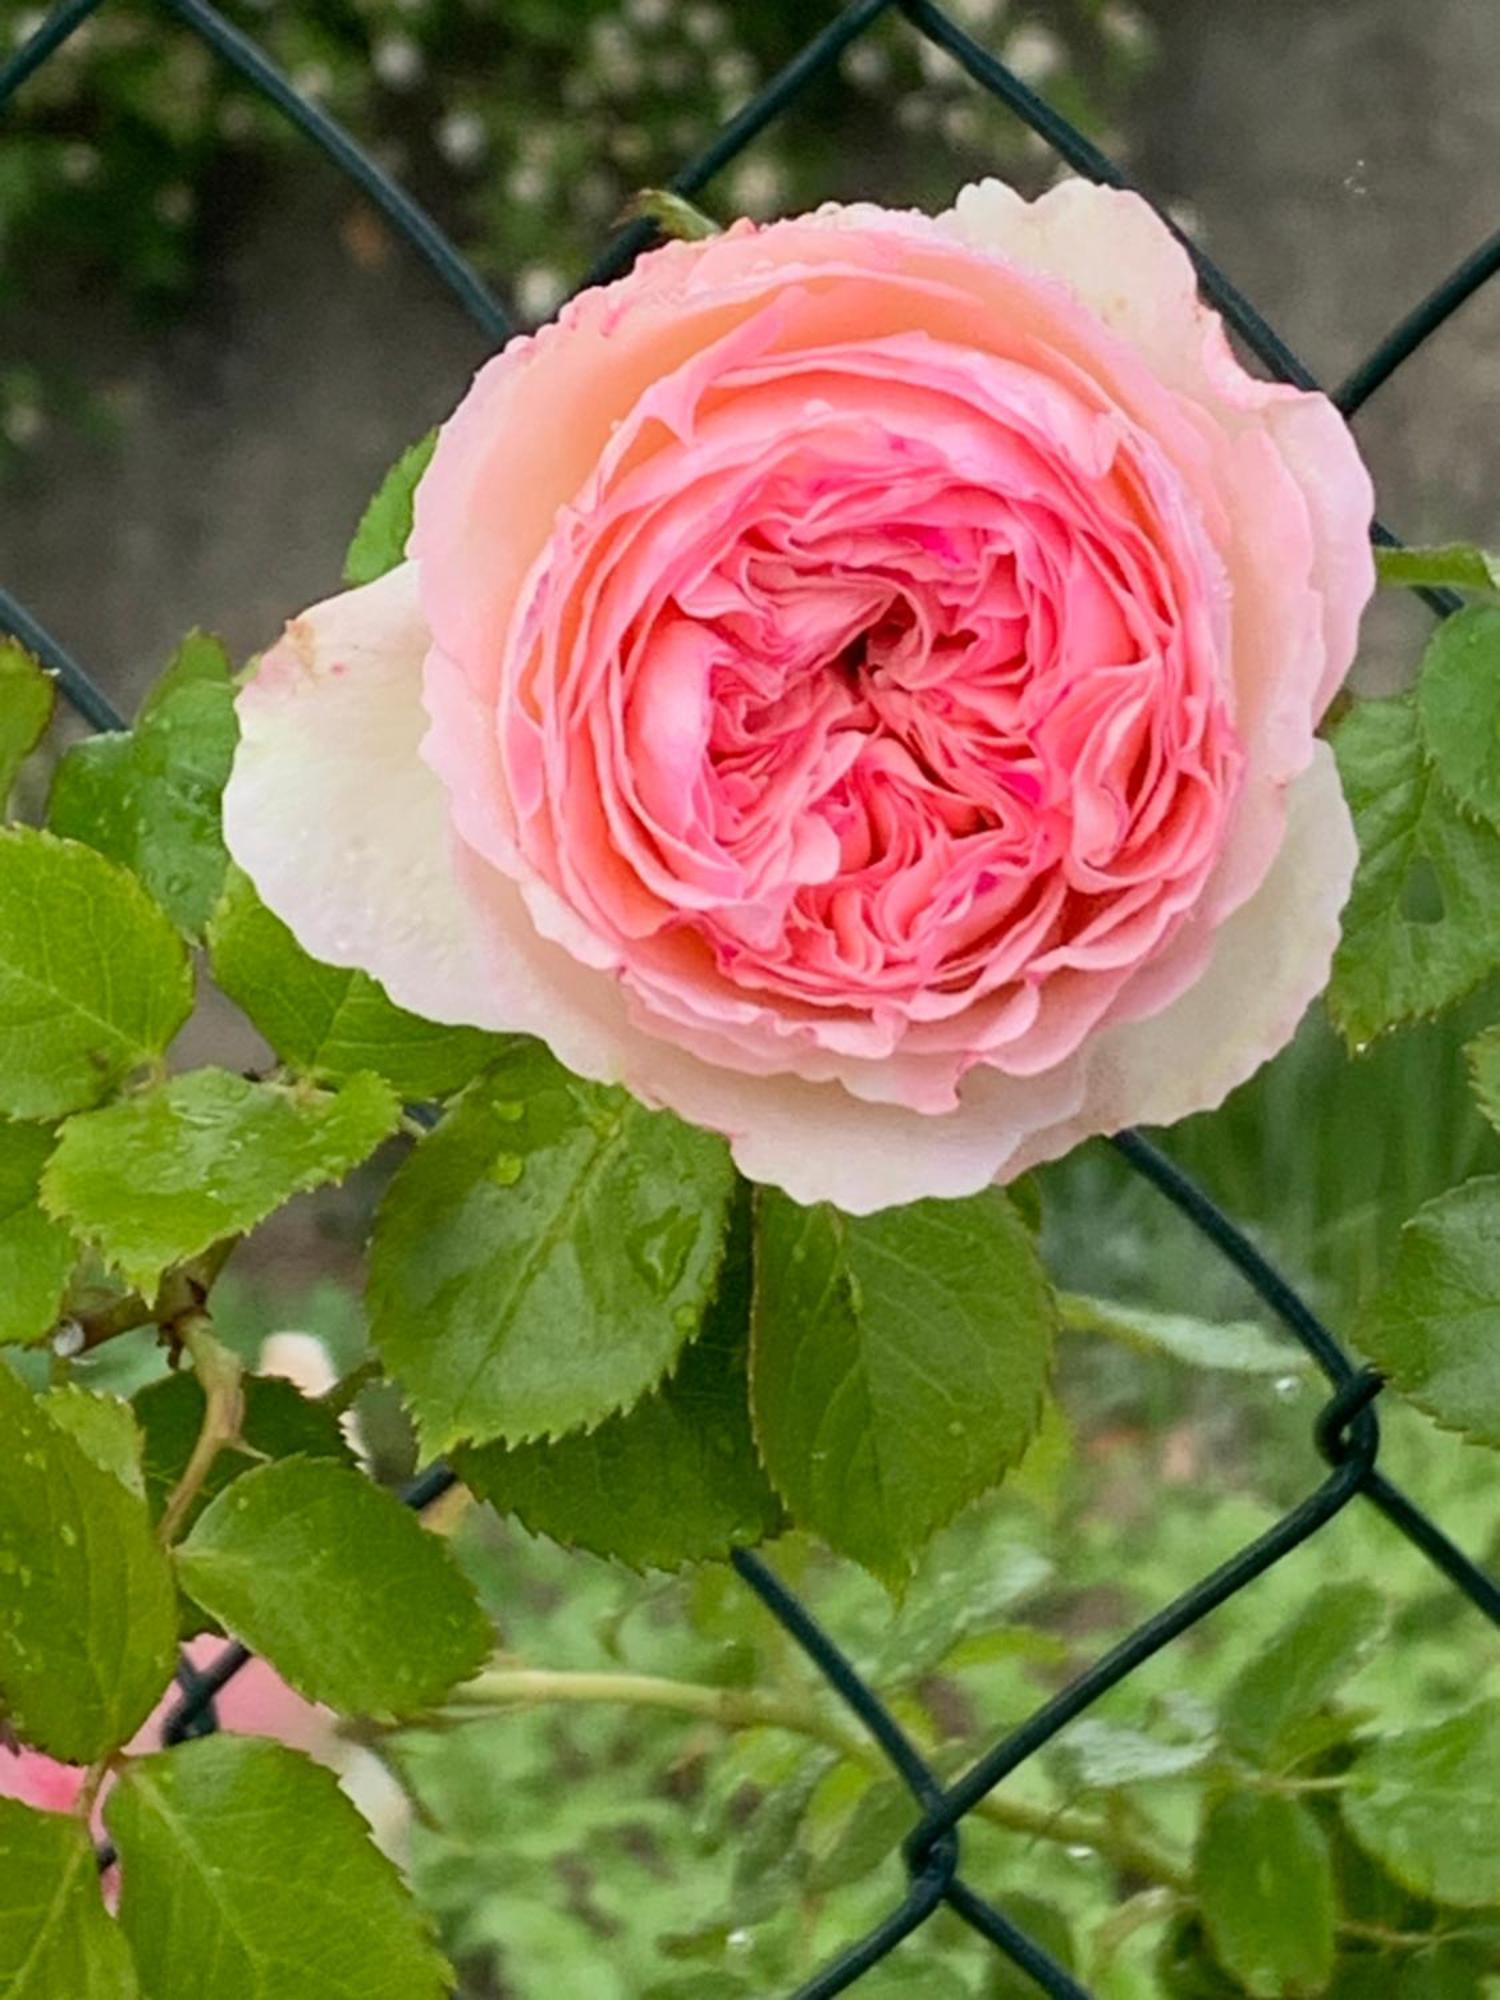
[986,1896,1078,1999]
[847,1967,970,2000]
[1342,1702,1500,1907]
[0,640,54,806]
[457,1192,783,1567]
[1060,1292,1303,1376]
[802,1776,914,1895]
[0,1362,177,1761]
[1355,1177,1500,1449]
[209,865,501,1099]
[750,1187,1054,1586]
[368,1046,737,1456]
[40,1384,146,1495]
[0,828,193,1121]
[1328,692,1500,1047]
[1465,1025,1500,1134]
[1219,1581,1386,1768]
[0,1120,74,1344]
[1197,1792,1336,1997]
[0,1798,138,1999]
[1416,603,1500,828]
[42,1068,401,1297]
[344,431,437,586]
[1158,1919,1256,1998]
[49,631,238,938]
[174,1456,490,1717]
[135,1367,352,1530]
[625,188,723,241]
[107,1737,452,2000]
[1374,542,1500,595]
[1050,1718,1213,1790]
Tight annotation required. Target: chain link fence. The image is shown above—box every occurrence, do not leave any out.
[3,3,1499,1995]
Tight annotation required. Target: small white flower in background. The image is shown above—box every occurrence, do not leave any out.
[505,160,550,206]
[728,158,785,220]
[13,11,46,47]
[3,398,44,452]
[218,99,256,142]
[1167,199,1205,241]
[518,124,559,167]
[684,3,727,44]
[590,18,635,64]
[575,169,616,218]
[596,48,644,95]
[154,183,194,227]
[1101,1,1152,55]
[610,125,651,168]
[952,0,1006,29]
[841,40,891,90]
[290,62,332,102]
[516,264,566,323]
[896,93,936,133]
[652,50,691,92]
[941,102,985,148]
[373,32,424,91]
[624,0,671,28]
[711,50,756,97]
[917,36,961,83]
[59,142,99,185]
[436,110,488,171]
[1004,22,1064,85]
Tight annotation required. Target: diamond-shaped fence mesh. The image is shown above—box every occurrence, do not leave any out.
[4,4,1500,1995]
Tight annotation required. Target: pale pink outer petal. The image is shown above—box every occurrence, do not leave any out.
[223,564,513,1032]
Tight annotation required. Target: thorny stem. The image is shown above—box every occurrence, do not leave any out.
[441,1670,1500,1966]
[73,1750,122,1825]
[155,1313,245,1547]
[64,1236,240,1355]
[444,1666,1192,1894]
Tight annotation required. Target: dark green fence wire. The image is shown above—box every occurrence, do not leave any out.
[4,3,1499,1993]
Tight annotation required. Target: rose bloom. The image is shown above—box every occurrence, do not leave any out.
[226,180,1371,1212]
[0,1642,410,1895]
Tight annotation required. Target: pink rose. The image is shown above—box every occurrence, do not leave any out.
[225,179,1371,1211]
[0,1640,408,1890]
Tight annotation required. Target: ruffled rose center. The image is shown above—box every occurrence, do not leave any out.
[484,323,1242,1098]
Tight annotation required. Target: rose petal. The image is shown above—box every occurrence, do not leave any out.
[223,564,510,1029]
[1004,740,1356,1175]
